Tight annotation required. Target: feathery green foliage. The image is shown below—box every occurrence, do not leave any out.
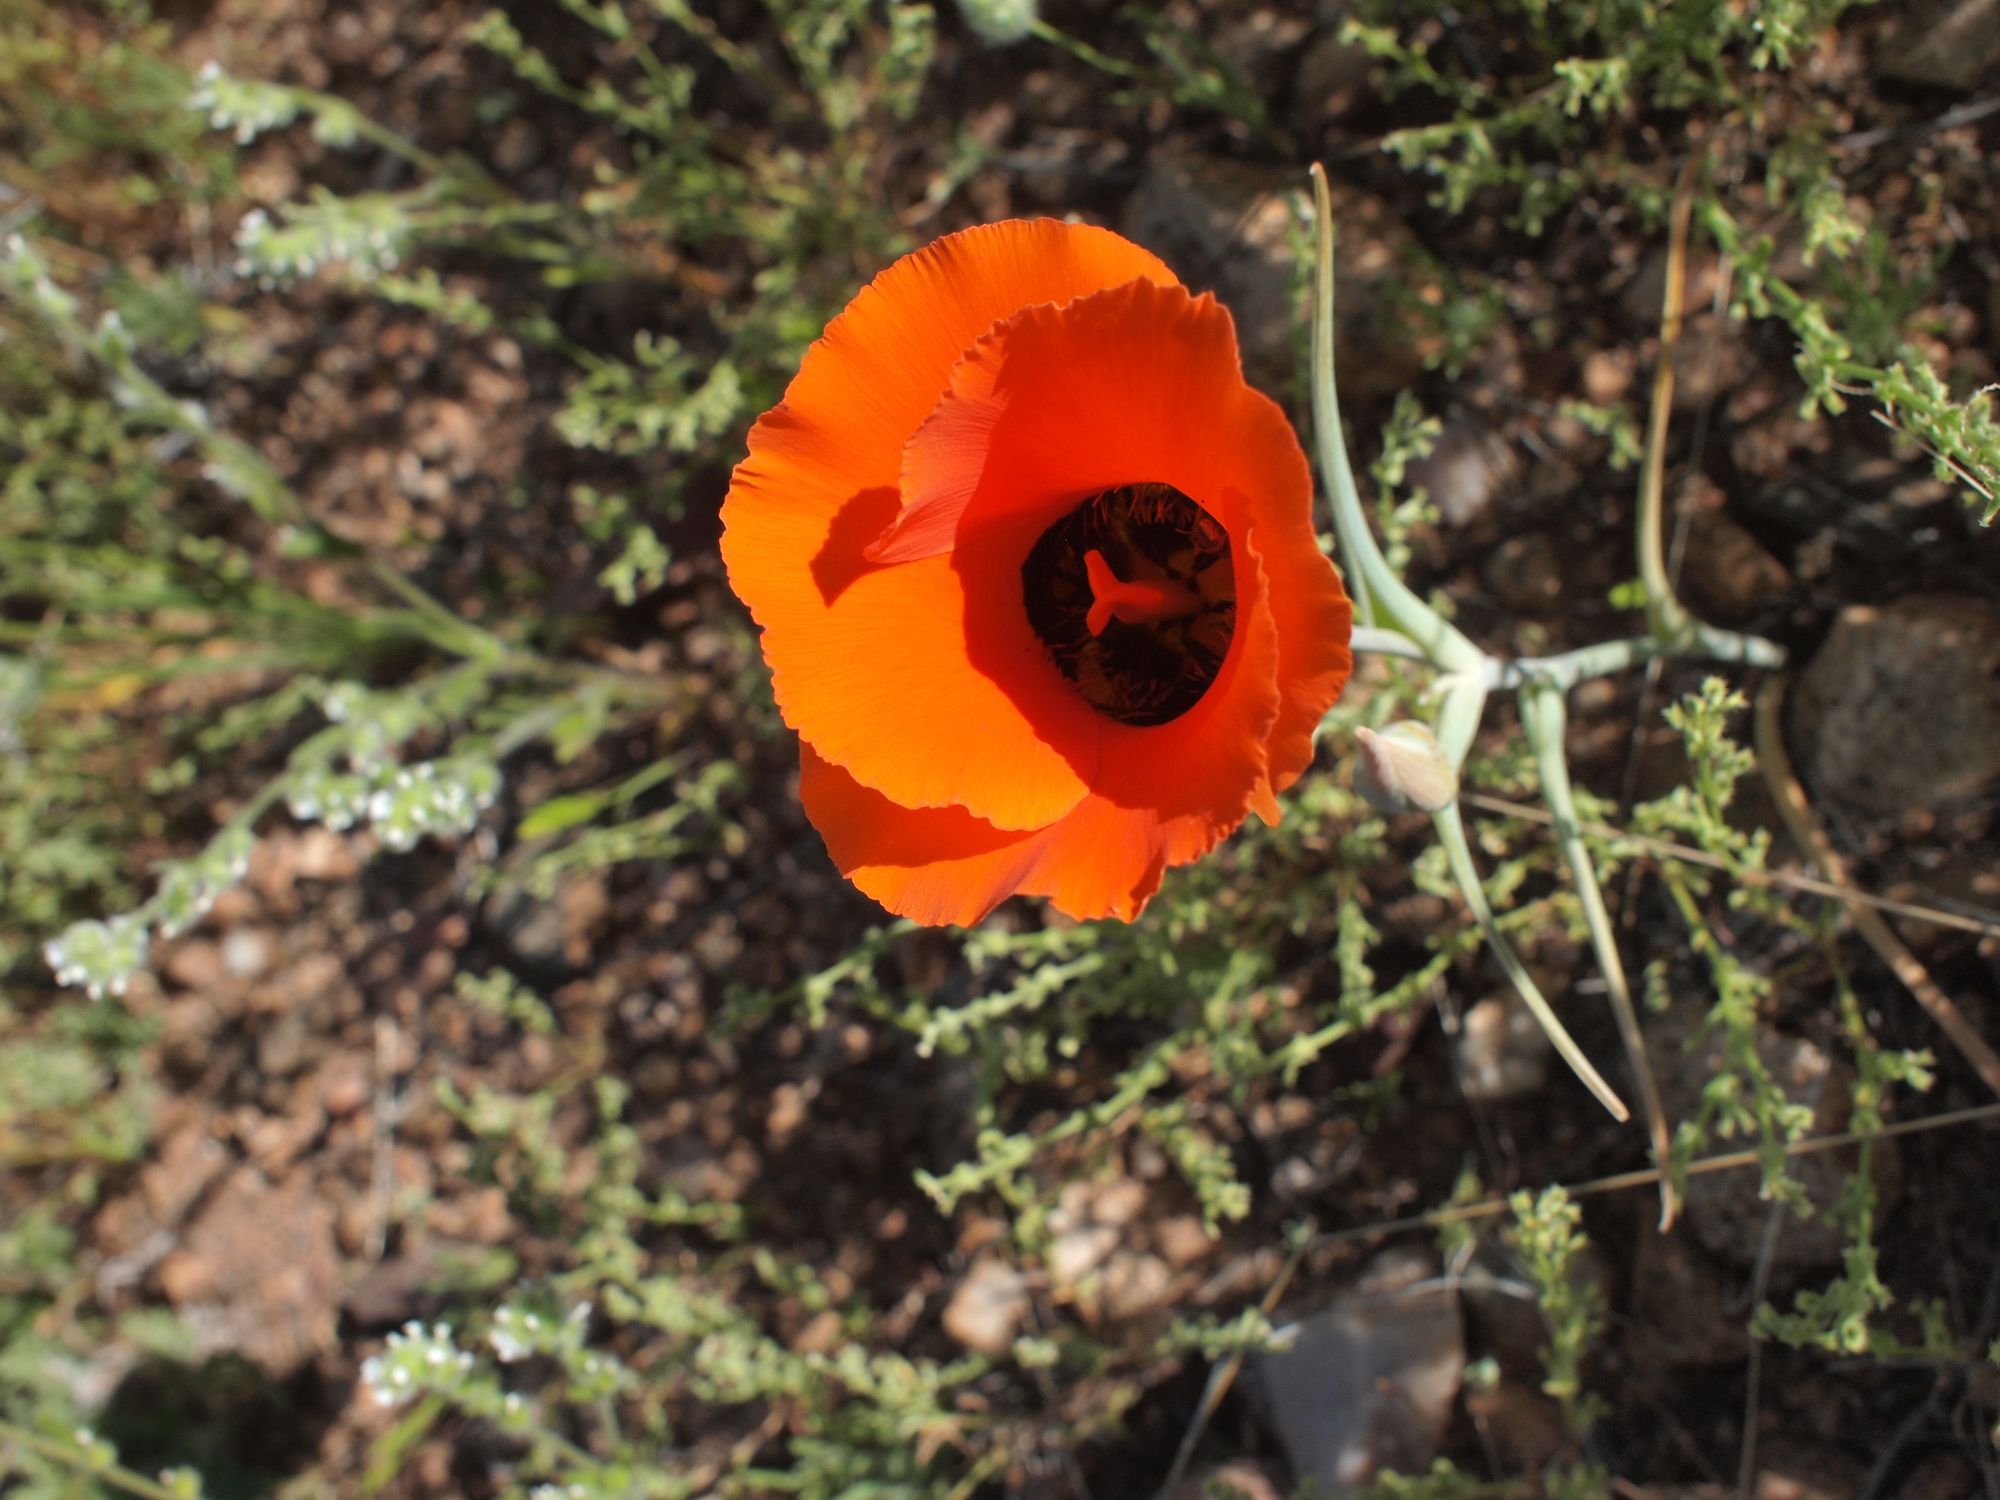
[4,1,1992,1495]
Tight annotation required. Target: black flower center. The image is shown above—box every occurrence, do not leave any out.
[1021,482,1236,727]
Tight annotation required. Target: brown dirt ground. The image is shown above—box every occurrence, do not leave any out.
[12,1,2000,1496]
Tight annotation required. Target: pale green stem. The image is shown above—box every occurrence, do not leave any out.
[645,0,761,76]
[1430,674,1488,774]
[1312,164,1619,1119]
[1345,626,1786,713]
[1494,627,1785,690]
[1308,162,1783,1125]
[1519,679,1674,1222]
[1309,165,1483,673]
[0,1419,193,1500]
[344,112,489,196]
[1349,623,1430,665]
[1431,799,1629,1122]
[1028,19,1148,77]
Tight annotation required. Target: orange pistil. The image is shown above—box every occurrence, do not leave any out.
[1082,548,1202,636]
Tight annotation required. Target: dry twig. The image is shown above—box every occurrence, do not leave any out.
[1752,677,2000,1097]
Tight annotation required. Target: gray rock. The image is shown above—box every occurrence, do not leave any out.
[1253,1248,1464,1492]
[1679,488,1790,625]
[1655,1024,1902,1270]
[1291,13,1373,139]
[941,1255,1030,1357]
[155,1170,342,1373]
[1407,414,1521,528]
[1791,594,2000,825]
[1455,995,1551,1101]
[1876,0,2000,91]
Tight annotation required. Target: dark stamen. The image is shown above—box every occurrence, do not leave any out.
[1021,483,1235,727]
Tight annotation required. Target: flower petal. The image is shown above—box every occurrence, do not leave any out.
[798,744,1051,926]
[800,534,1282,927]
[721,221,1178,831]
[802,745,1240,925]
[880,279,1262,564]
[1093,526,1281,832]
[1256,501,1355,803]
[893,278,1342,825]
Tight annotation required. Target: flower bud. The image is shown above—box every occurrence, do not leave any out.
[957,0,1037,46]
[1353,721,1459,814]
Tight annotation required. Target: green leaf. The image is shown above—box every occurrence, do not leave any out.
[517,789,614,840]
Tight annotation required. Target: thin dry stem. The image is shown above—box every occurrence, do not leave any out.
[1151,1230,1310,1500]
[1636,161,1699,641]
[1752,678,2000,1097]
[1459,792,2000,940]
[1310,1100,2000,1250]
[1520,681,1676,1224]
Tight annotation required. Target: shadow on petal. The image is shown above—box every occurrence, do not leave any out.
[810,485,901,605]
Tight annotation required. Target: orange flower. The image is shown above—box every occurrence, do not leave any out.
[721,220,1353,925]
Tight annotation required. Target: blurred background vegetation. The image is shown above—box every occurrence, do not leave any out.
[3,0,1999,1496]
